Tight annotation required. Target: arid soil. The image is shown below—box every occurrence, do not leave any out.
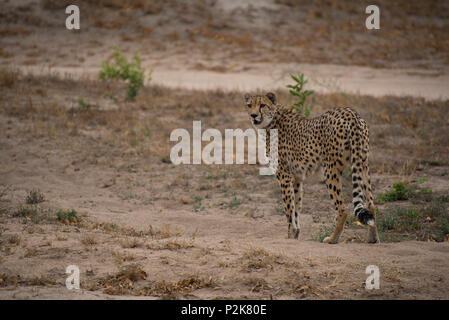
[2,0,449,98]
[0,0,448,300]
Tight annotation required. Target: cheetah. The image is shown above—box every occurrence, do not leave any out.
[244,92,379,244]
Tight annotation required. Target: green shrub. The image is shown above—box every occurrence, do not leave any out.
[377,178,432,203]
[77,97,91,109]
[16,206,38,217]
[99,47,150,100]
[377,182,414,202]
[228,194,241,208]
[56,209,79,223]
[287,73,314,117]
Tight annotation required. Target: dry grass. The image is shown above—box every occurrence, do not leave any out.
[240,247,286,272]
[0,273,57,287]
[120,237,143,249]
[87,263,214,297]
[146,239,195,251]
[148,224,183,239]
[8,234,21,246]
[0,68,19,88]
[81,234,97,246]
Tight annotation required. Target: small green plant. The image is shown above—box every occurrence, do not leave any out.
[228,194,241,208]
[377,178,430,203]
[56,209,79,223]
[107,94,119,103]
[193,196,204,212]
[287,73,314,117]
[161,157,171,164]
[99,47,150,100]
[315,223,334,242]
[77,97,91,109]
[15,206,43,223]
[377,182,414,202]
[16,206,38,218]
[26,189,45,204]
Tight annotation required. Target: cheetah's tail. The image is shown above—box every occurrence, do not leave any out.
[348,114,375,226]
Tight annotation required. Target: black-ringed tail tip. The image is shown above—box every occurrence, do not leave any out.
[356,208,375,226]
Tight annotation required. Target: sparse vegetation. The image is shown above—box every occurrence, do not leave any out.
[121,237,143,249]
[16,206,38,218]
[0,67,19,88]
[314,223,335,243]
[8,234,21,245]
[148,224,182,239]
[81,234,97,246]
[0,61,449,299]
[228,194,241,208]
[25,189,45,204]
[241,247,285,271]
[87,264,214,297]
[193,196,204,212]
[377,197,449,242]
[77,97,91,109]
[99,47,149,100]
[377,179,429,203]
[287,73,314,117]
[377,182,414,202]
[56,209,79,223]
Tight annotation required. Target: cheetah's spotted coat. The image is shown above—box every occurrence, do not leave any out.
[244,92,379,244]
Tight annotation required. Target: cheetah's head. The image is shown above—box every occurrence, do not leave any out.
[244,92,277,128]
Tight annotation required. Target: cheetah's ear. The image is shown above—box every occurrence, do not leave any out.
[266,92,276,104]
[244,93,250,101]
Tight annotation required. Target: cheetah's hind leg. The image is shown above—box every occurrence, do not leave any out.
[323,166,348,244]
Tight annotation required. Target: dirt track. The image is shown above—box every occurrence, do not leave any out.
[18,63,449,100]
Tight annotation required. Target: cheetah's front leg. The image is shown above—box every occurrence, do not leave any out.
[277,171,299,239]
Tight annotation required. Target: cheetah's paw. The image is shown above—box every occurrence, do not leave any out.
[323,236,338,244]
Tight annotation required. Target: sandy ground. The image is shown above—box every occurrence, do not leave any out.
[0,0,449,300]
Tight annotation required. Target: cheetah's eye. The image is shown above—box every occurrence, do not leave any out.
[247,104,252,108]
[260,104,266,108]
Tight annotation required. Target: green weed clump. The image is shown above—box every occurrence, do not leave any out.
[377,182,414,202]
[99,47,150,100]
[56,209,79,223]
[377,178,431,203]
[287,73,314,117]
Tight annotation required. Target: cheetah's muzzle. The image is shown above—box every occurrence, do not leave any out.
[252,114,263,125]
